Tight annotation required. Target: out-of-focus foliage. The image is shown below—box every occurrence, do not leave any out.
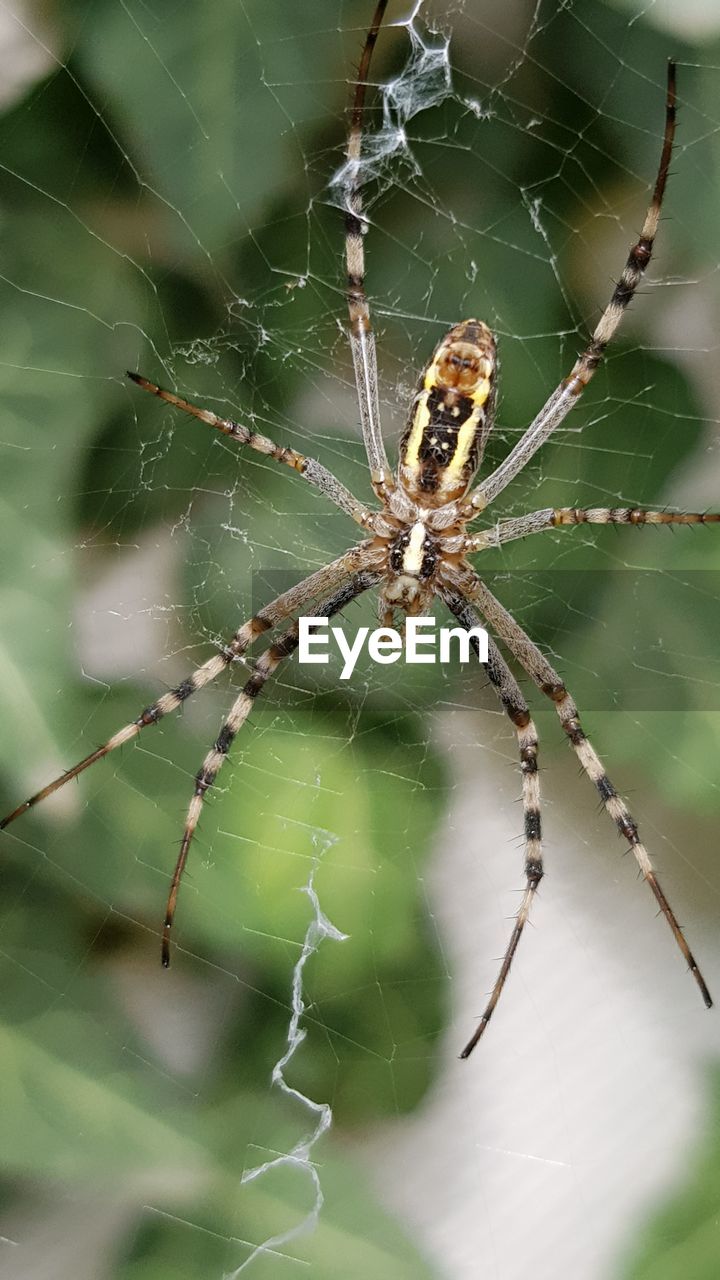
[624,1068,720,1280]
[0,0,718,1275]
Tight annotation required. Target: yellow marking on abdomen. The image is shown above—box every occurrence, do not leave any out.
[403,390,431,472]
[436,380,490,492]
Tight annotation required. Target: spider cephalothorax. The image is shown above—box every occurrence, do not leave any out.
[2,2,715,1056]
[379,519,440,621]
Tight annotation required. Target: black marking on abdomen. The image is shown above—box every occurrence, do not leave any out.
[419,388,476,468]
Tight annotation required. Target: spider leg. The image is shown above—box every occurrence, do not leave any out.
[128,373,376,531]
[465,62,677,515]
[443,562,713,1010]
[161,568,381,965]
[465,505,720,551]
[440,588,543,1056]
[342,0,394,496]
[0,548,377,831]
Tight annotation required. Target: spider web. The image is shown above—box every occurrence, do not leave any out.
[1,1,719,1278]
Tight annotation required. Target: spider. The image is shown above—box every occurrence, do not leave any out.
[2,1,715,1055]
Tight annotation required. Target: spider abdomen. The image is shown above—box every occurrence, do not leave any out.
[398,320,496,506]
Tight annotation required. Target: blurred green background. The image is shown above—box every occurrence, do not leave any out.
[0,0,719,1276]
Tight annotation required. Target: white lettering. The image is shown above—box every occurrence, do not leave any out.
[405,616,437,663]
[299,617,329,664]
[367,628,403,665]
[297,617,489,673]
[335,625,370,680]
[439,625,488,663]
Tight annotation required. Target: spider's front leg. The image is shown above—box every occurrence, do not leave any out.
[463,60,677,517]
[340,0,394,497]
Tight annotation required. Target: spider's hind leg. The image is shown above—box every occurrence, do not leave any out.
[162,568,381,965]
[453,566,713,1012]
[549,682,712,1008]
[0,552,372,832]
[441,589,544,1055]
